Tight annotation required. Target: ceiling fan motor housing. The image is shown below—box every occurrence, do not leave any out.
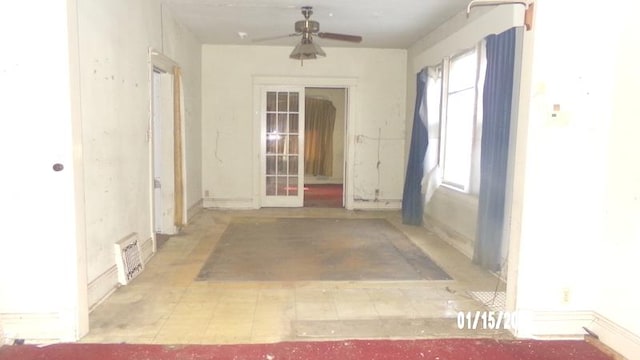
[295,20,320,33]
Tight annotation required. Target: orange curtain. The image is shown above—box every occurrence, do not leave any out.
[304,97,336,176]
[173,67,184,227]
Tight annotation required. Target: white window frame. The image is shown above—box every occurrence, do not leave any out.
[438,44,484,194]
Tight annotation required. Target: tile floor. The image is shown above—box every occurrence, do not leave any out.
[82,208,510,345]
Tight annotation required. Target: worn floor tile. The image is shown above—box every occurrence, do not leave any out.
[83,209,506,345]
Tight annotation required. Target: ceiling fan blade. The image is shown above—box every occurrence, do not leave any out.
[252,33,300,43]
[317,32,363,43]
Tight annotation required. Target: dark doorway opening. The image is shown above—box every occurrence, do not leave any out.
[303,87,346,208]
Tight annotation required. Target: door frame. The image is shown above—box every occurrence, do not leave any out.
[148,49,187,251]
[252,76,357,209]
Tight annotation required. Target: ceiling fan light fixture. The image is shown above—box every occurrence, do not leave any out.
[289,41,326,60]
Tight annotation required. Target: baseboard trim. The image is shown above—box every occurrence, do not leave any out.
[0,312,63,343]
[352,199,401,210]
[87,265,119,312]
[0,319,5,345]
[513,310,640,359]
[187,199,203,221]
[587,312,640,360]
[140,236,154,264]
[517,310,593,339]
[424,215,474,259]
[203,197,257,209]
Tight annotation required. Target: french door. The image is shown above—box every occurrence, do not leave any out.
[261,87,305,207]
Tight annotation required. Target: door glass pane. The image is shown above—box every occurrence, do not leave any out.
[276,138,285,154]
[266,113,276,133]
[289,135,298,154]
[289,93,299,112]
[289,156,298,175]
[278,93,288,112]
[277,156,287,175]
[267,92,276,112]
[266,138,277,154]
[277,176,287,195]
[289,114,299,133]
[266,176,276,195]
[266,156,276,175]
[278,114,287,133]
[289,177,298,195]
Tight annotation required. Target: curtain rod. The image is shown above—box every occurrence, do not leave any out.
[466,0,530,17]
[466,0,534,30]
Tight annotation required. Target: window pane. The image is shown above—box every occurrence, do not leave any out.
[442,89,475,189]
[449,51,477,92]
[426,69,442,172]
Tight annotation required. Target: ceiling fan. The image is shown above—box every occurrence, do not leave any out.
[253,6,363,63]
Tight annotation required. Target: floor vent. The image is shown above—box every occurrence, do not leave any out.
[470,291,506,312]
[114,233,144,285]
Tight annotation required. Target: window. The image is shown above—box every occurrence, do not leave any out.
[425,66,442,174]
[439,48,482,192]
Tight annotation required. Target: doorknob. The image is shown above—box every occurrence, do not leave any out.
[154,178,161,188]
[53,163,64,172]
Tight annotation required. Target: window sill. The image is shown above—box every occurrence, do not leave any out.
[436,185,479,207]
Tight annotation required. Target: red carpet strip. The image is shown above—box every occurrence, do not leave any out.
[0,339,612,360]
[304,184,343,208]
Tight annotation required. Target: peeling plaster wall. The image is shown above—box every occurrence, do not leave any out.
[77,0,202,304]
[201,45,406,208]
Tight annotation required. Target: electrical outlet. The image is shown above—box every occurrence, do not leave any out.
[204,190,210,197]
[374,189,380,197]
[562,288,570,304]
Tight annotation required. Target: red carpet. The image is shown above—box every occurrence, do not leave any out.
[304,184,343,208]
[0,339,612,360]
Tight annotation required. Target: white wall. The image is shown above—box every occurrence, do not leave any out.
[0,0,88,342]
[201,45,407,209]
[598,2,640,349]
[77,0,202,308]
[407,5,524,252]
[509,1,640,357]
[304,87,345,184]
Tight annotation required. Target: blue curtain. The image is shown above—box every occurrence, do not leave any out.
[473,28,516,271]
[402,69,428,225]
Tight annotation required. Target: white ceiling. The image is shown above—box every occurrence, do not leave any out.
[163,0,471,49]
